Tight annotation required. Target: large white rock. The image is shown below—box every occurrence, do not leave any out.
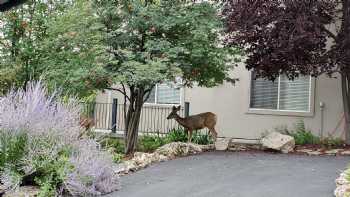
[335,172,350,197]
[155,142,202,159]
[261,132,295,153]
[215,138,231,151]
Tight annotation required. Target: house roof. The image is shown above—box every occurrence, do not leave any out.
[0,0,26,12]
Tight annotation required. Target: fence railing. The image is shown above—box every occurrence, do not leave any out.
[82,100,188,135]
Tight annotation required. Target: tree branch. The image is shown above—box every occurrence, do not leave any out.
[143,84,155,103]
[105,87,130,102]
[321,26,337,41]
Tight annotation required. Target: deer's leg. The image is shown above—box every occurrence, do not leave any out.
[209,127,218,142]
[188,129,193,144]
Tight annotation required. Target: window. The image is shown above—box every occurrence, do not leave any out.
[146,83,181,105]
[250,74,312,112]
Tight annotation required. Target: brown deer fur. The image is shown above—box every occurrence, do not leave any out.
[167,106,218,143]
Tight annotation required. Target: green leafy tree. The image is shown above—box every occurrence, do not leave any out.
[95,0,239,155]
[38,0,110,98]
[0,0,70,94]
[0,0,108,98]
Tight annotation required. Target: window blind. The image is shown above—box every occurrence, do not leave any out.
[250,75,311,112]
[146,83,180,104]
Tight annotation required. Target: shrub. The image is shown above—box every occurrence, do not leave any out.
[64,140,120,196]
[320,136,344,148]
[192,132,213,145]
[137,135,167,152]
[165,128,213,145]
[0,81,119,196]
[165,129,188,143]
[288,121,320,145]
[99,136,125,154]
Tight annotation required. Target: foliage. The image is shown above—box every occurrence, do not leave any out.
[0,0,109,99]
[99,136,125,154]
[0,0,71,94]
[290,130,320,146]
[288,121,320,145]
[320,136,345,148]
[166,128,213,145]
[283,120,344,147]
[137,135,167,152]
[64,140,120,196]
[0,81,119,196]
[95,0,239,154]
[223,0,350,142]
[39,0,110,98]
[0,132,28,172]
[192,132,213,145]
[223,0,338,80]
[165,129,188,143]
[111,153,124,164]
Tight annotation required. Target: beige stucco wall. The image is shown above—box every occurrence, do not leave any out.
[184,65,344,139]
[95,64,344,139]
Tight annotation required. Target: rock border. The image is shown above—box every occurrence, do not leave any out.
[115,142,208,175]
[335,171,350,197]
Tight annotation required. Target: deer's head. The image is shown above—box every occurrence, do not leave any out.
[167,106,181,119]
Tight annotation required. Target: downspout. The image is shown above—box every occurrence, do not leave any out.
[319,102,325,139]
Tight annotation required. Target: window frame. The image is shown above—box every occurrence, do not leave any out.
[247,72,315,117]
[144,83,183,106]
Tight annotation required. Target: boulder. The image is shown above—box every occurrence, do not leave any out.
[228,144,247,152]
[3,186,39,197]
[199,144,215,152]
[155,142,202,159]
[0,184,6,195]
[334,185,350,197]
[215,138,231,151]
[261,132,295,153]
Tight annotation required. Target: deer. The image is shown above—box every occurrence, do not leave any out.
[79,115,95,138]
[167,106,218,143]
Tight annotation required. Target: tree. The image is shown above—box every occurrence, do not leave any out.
[0,0,69,93]
[223,0,350,142]
[38,0,110,98]
[0,0,71,94]
[0,0,109,98]
[95,0,238,155]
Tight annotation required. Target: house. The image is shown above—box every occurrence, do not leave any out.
[95,63,344,141]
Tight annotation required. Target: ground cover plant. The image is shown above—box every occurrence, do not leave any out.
[0,82,119,196]
[99,128,214,161]
[276,120,345,148]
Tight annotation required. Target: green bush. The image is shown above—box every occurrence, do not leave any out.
[165,129,188,143]
[288,121,320,145]
[291,130,320,145]
[137,135,167,152]
[320,136,344,148]
[33,152,72,197]
[192,132,213,145]
[0,133,73,196]
[99,136,125,154]
[112,153,124,163]
[0,132,28,171]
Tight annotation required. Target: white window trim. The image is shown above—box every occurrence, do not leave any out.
[247,73,315,117]
[144,84,183,106]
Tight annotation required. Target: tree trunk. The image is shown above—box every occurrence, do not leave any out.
[340,0,350,144]
[341,73,350,144]
[124,87,145,156]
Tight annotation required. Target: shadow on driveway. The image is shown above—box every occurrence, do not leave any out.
[107,151,349,197]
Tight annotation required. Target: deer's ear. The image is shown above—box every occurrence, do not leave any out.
[176,106,181,111]
[172,106,177,111]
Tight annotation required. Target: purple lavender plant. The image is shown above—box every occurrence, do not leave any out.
[65,139,120,196]
[0,81,81,141]
[0,81,120,195]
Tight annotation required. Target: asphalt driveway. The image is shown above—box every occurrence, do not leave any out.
[108,152,349,197]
